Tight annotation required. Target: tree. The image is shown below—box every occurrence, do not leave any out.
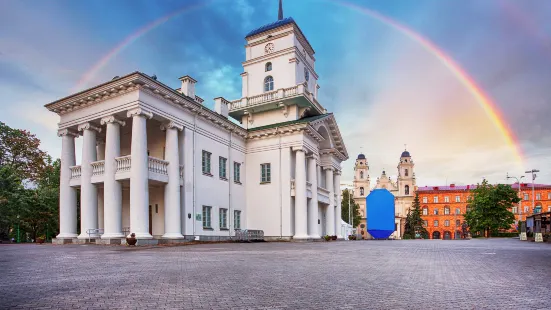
[0,121,47,181]
[341,189,362,227]
[0,165,25,240]
[403,192,428,239]
[464,179,519,238]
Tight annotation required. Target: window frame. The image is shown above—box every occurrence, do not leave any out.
[444,206,450,215]
[219,156,227,180]
[264,76,274,92]
[536,193,541,200]
[444,220,450,227]
[234,210,241,229]
[202,150,212,176]
[202,206,212,229]
[233,162,241,184]
[260,163,271,183]
[219,208,228,229]
[422,207,428,215]
[433,196,438,203]
[433,208,439,215]
[265,62,272,72]
[422,197,428,203]
[455,195,460,202]
[434,220,439,227]
[444,196,449,203]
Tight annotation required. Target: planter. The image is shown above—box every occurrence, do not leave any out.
[126,233,137,246]
[323,236,331,241]
[36,238,45,244]
[331,235,337,241]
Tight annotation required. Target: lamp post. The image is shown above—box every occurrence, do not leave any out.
[16,215,20,243]
[507,173,524,221]
[525,169,541,241]
[524,169,539,215]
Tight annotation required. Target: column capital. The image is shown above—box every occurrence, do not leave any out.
[127,107,153,119]
[100,115,126,126]
[323,166,334,172]
[160,121,184,131]
[77,122,102,133]
[96,139,105,145]
[334,170,342,176]
[292,146,306,152]
[57,128,79,137]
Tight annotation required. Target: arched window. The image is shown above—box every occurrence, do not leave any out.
[405,169,409,176]
[264,76,274,92]
[360,187,364,196]
[360,171,364,179]
[265,62,272,72]
[405,185,410,195]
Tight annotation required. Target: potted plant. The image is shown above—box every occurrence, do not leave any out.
[323,235,331,241]
[126,233,137,246]
[331,235,337,240]
[36,235,45,244]
[348,235,356,240]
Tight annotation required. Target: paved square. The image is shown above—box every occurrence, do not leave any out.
[1,239,550,309]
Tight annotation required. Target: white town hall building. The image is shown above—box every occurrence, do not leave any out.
[46,2,349,244]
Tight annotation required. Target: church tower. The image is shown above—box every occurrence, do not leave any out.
[228,0,325,128]
[397,148,415,197]
[353,153,370,198]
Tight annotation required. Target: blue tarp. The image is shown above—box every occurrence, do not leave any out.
[366,189,395,239]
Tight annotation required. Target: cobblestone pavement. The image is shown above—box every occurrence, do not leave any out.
[1,239,550,309]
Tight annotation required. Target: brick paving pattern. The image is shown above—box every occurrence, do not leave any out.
[1,239,550,309]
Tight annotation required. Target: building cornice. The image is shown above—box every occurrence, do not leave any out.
[245,23,315,57]
[242,46,319,80]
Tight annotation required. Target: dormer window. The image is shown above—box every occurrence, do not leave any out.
[265,62,272,72]
[264,76,274,92]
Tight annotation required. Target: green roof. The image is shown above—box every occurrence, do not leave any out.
[248,114,330,132]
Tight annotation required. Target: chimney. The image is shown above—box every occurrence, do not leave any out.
[214,97,229,118]
[179,75,197,99]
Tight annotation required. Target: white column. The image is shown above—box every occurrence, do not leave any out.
[183,127,194,236]
[308,156,320,239]
[127,108,153,239]
[161,121,184,239]
[325,167,335,236]
[57,129,78,239]
[77,123,101,239]
[334,170,342,239]
[98,189,104,230]
[100,116,125,238]
[293,147,309,239]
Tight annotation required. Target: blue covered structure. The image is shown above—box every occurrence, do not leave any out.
[366,189,395,239]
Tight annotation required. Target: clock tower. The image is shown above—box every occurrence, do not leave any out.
[228,0,326,128]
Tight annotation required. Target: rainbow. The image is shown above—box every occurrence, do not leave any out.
[329,0,524,166]
[72,0,212,92]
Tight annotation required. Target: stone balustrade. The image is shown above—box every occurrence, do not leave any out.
[91,160,105,176]
[70,166,81,179]
[115,155,131,173]
[148,156,168,175]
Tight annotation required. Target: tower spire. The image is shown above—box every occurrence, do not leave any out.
[278,0,283,20]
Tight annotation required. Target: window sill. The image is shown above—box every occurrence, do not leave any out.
[203,172,213,177]
[234,181,242,185]
[203,227,213,230]
[220,228,229,231]
[260,181,271,185]
[219,177,228,181]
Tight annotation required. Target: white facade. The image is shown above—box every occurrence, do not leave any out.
[46,8,348,242]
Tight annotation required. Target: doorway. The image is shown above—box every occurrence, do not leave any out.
[432,231,441,239]
[148,205,153,235]
[443,231,451,240]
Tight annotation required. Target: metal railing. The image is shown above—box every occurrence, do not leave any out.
[86,228,104,243]
[234,229,264,242]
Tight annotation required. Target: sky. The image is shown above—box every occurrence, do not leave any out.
[1,0,551,187]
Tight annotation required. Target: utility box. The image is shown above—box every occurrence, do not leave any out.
[366,189,395,239]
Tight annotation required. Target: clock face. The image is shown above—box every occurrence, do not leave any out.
[264,43,275,54]
[304,68,309,82]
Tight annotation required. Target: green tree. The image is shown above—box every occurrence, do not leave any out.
[403,193,428,239]
[341,189,362,227]
[0,121,47,181]
[0,165,25,240]
[464,179,519,238]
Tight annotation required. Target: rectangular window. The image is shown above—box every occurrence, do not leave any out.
[422,197,427,203]
[456,220,461,227]
[455,208,461,215]
[444,220,450,227]
[219,208,228,229]
[433,209,438,215]
[234,162,241,183]
[524,206,529,213]
[261,163,271,183]
[202,206,212,228]
[433,196,438,203]
[444,208,450,215]
[155,204,158,214]
[202,151,211,175]
[536,193,541,200]
[434,220,439,227]
[234,210,241,229]
[548,193,551,200]
[524,194,529,201]
[548,206,551,212]
[219,157,227,179]
[455,195,460,202]
[422,208,428,215]
[512,207,517,214]
[444,196,449,203]
[423,220,428,227]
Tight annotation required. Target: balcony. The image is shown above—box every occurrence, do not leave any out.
[317,187,330,205]
[228,83,325,119]
[290,179,331,204]
[69,155,183,186]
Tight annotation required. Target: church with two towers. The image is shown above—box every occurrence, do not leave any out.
[352,150,416,239]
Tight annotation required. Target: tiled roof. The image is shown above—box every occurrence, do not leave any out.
[245,17,295,38]
[247,114,330,132]
[417,183,551,191]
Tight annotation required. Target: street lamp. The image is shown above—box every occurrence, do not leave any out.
[16,214,20,243]
[525,169,539,215]
[507,173,525,221]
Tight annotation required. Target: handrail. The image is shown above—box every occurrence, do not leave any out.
[86,228,103,243]
[69,165,81,179]
[148,156,168,175]
[115,155,131,173]
[91,160,105,176]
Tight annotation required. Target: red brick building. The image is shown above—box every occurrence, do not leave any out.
[417,183,551,239]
